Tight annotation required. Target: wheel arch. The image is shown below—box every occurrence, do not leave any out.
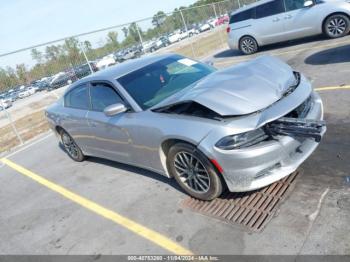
[160,138,198,177]
[55,125,65,135]
[322,12,350,33]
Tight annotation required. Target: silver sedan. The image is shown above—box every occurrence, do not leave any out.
[45,54,326,200]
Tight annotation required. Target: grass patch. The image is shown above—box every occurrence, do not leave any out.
[0,110,49,153]
[169,27,227,59]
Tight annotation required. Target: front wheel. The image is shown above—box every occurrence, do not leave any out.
[60,130,85,162]
[167,143,223,200]
[239,36,258,55]
[324,14,350,38]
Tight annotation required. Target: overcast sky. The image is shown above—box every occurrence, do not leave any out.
[0,0,196,66]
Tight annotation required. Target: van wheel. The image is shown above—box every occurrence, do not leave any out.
[239,36,258,55]
[324,14,350,38]
[167,143,223,200]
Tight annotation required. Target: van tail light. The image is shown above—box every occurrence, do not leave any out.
[226,26,230,33]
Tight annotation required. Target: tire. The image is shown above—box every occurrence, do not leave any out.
[60,129,85,162]
[167,143,223,200]
[239,36,258,55]
[323,14,350,39]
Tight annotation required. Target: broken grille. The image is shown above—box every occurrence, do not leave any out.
[181,172,299,232]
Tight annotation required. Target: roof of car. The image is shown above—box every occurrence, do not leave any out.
[65,53,177,94]
[230,0,273,15]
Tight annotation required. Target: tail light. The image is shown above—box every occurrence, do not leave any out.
[226,26,230,33]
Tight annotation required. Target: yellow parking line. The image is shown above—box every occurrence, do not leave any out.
[315,85,350,91]
[1,158,193,255]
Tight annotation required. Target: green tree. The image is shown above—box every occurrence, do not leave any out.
[16,64,28,85]
[45,45,61,61]
[106,31,120,50]
[128,22,142,43]
[152,11,166,28]
[122,27,128,38]
[83,40,92,52]
[31,48,44,64]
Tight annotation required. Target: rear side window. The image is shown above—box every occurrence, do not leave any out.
[229,8,255,24]
[90,83,124,112]
[64,84,90,110]
[256,0,285,19]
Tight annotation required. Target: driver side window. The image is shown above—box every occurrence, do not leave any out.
[90,83,124,112]
[284,0,308,11]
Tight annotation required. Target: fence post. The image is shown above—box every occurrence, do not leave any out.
[179,9,197,59]
[212,3,225,48]
[238,0,241,8]
[80,43,94,74]
[135,23,144,54]
[1,101,23,145]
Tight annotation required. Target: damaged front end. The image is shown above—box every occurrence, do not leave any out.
[265,117,326,143]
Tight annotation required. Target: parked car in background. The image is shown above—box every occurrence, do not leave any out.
[115,47,141,63]
[31,80,50,91]
[168,31,182,43]
[96,55,116,70]
[207,18,217,28]
[198,23,211,32]
[142,40,158,53]
[6,90,20,101]
[0,98,12,110]
[46,54,325,200]
[154,36,170,50]
[227,0,350,55]
[179,30,189,39]
[187,26,200,36]
[215,15,229,26]
[18,87,35,98]
[72,62,98,79]
[49,72,73,90]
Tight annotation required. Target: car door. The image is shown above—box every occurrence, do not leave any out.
[253,0,286,45]
[282,0,322,39]
[85,82,133,163]
[62,83,91,152]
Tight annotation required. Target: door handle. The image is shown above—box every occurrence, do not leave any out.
[272,17,280,22]
[284,14,293,19]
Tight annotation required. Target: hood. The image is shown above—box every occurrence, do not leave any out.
[154,56,297,116]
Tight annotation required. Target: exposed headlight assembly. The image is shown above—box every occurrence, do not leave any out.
[215,128,268,150]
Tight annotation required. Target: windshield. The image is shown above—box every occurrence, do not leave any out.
[117,55,215,110]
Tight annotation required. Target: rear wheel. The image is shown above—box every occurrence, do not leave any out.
[324,14,350,38]
[239,36,258,55]
[167,143,223,200]
[60,130,85,162]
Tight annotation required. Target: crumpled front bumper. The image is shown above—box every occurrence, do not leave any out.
[198,91,325,192]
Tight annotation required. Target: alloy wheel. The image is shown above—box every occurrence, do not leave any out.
[174,151,210,193]
[241,38,256,54]
[327,17,347,37]
[62,133,79,159]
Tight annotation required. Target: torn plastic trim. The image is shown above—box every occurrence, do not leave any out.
[265,117,326,142]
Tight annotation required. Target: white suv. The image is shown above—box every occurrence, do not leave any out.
[227,0,350,54]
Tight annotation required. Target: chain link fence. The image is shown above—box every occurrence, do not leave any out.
[0,0,257,153]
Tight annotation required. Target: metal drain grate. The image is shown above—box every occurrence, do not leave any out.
[181,172,299,232]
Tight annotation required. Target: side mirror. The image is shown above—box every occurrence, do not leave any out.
[304,0,314,7]
[104,103,128,116]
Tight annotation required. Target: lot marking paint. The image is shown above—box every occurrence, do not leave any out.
[315,85,350,91]
[1,158,193,255]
